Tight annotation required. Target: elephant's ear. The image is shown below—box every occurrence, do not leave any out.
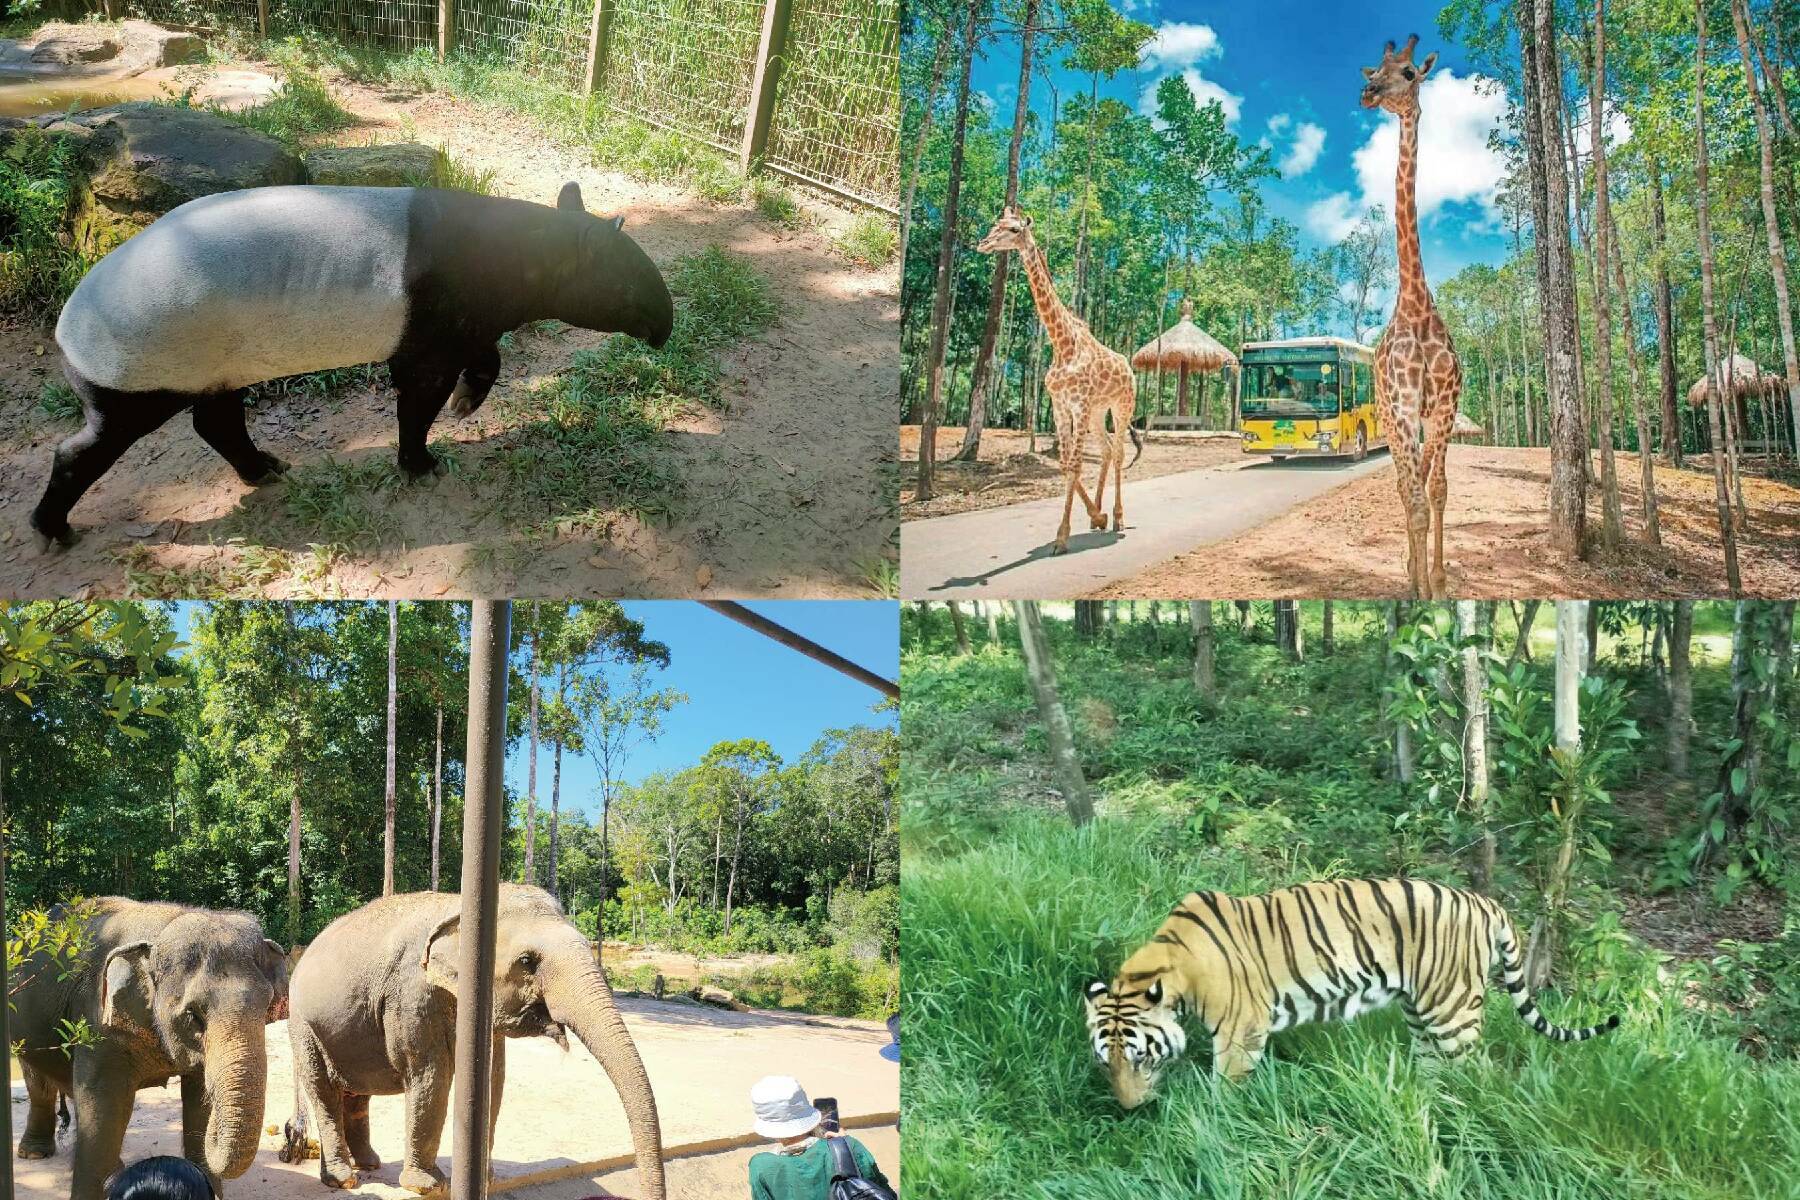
[261,938,291,1022]
[421,914,460,993]
[100,941,156,1031]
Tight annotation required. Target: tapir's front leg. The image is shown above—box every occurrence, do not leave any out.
[446,343,502,418]
[388,353,461,479]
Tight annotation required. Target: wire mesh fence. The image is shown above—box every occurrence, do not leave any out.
[764,0,897,211]
[93,0,896,210]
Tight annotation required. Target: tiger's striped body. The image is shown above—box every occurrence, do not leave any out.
[1084,878,1619,1106]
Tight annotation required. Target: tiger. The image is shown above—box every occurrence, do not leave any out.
[1083,878,1620,1107]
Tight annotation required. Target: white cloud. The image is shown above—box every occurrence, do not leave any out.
[1140,21,1222,70]
[1307,68,1506,244]
[1138,68,1243,127]
[1281,121,1326,177]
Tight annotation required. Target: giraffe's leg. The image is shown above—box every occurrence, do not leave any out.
[1055,426,1088,554]
[1111,405,1128,532]
[1390,433,1429,599]
[1426,433,1450,600]
[1091,424,1112,531]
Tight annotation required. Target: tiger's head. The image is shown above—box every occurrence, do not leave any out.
[1082,958,1189,1109]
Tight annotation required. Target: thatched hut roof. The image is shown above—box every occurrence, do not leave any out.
[1451,412,1485,440]
[1132,299,1238,373]
[1686,352,1781,407]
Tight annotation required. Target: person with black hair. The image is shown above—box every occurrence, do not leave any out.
[104,1157,216,1200]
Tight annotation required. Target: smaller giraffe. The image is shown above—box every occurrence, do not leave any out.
[977,208,1139,554]
[1362,34,1462,600]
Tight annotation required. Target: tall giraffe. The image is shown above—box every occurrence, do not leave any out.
[977,208,1140,554]
[1362,35,1462,599]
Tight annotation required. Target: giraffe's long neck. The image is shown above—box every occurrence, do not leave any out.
[1393,108,1432,322]
[1020,239,1079,360]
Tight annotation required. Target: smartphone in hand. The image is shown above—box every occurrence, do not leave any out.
[815,1096,841,1133]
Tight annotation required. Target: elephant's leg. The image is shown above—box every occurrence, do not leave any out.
[70,1055,133,1200]
[488,1037,507,1156]
[344,1093,382,1171]
[399,1062,451,1194]
[292,1026,360,1188]
[18,1062,60,1158]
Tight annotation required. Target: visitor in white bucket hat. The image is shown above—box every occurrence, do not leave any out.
[747,1075,894,1198]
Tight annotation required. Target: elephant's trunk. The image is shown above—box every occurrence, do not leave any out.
[202,1017,268,1179]
[544,956,667,1200]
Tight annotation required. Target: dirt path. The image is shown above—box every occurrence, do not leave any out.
[11,998,898,1199]
[1095,445,1800,599]
[902,452,1388,598]
[900,425,1246,519]
[0,68,896,599]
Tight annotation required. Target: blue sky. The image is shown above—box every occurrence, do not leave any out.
[168,602,898,821]
[972,0,1522,294]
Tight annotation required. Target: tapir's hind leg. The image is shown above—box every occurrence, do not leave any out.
[192,392,290,485]
[389,352,461,479]
[446,342,502,418]
[30,370,185,551]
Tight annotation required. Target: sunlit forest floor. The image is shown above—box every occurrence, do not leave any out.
[1100,445,1800,598]
[0,46,896,598]
[900,606,1800,1199]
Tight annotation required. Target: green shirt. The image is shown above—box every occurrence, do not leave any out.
[748,1134,891,1200]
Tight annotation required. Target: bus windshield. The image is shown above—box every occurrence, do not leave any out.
[1242,362,1342,418]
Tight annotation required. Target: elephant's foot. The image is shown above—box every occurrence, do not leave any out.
[17,1134,57,1159]
[350,1147,383,1171]
[400,1164,448,1195]
[318,1161,360,1190]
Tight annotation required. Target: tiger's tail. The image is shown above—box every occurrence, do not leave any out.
[1496,916,1622,1042]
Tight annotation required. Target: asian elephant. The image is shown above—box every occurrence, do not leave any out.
[282,883,665,1198]
[10,899,289,1200]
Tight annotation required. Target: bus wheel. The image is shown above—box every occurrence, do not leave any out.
[1354,427,1368,462]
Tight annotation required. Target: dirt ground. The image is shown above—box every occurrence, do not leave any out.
[0,64,896,599]
[10,997,898,1199]
[900,425,1244,519]
[1095,445,1800,599]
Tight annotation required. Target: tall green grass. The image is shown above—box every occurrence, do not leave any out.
[904,811,1800,1200]
[0,127,90,314]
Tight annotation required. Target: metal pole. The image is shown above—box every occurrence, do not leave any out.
[453,602,511,1200]
[699,601,898,698]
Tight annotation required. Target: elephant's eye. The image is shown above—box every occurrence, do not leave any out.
[187,1007,206,1033]
[517,951,540,972]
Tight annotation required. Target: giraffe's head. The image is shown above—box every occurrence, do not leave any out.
[1360,34,1437,116]
[977,207,1036,255]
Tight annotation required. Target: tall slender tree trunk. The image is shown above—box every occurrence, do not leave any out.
[1587,0,1624,549]
[431,699,443,892]
[383,599,398,897]
[986,601,1001,643]
[1606,182,1660,543]
[915,0,981,503]
[898,23,952,271]
[1013,601,1093,824]
[1189,601,1216,700]
[1388,602,1415,784]
[1458,601,1495,892]
[955,0,1040,462]
[288,754,302,942]
[948,601,971,655]
[1731,0,1800,457]
[524,615,540,883]
[1322,600,1334,654]
[1649,166,1683,465]
[1694,0,1744,596]
[1668,601,1693,779]
[1523,0,1588,557]
[1528,600,1587,988]
[549,734,562,900]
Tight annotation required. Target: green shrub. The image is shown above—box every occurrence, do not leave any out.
[835,214,897,267]
[750,177,800,226]
[0,128,89,314]
[202,40,353,150]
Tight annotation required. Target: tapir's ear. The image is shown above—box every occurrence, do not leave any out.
[557,181,585,213]
[606,215,625,232]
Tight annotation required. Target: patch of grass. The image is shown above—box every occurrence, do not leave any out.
[38,379,82,424]
[834,214,897,268]
[478,244,777,534]
[405,147,497,195]
[0,128,91,314]
[247,363,385,405]
[195,39,354,151]
[723,948,896,1020]
[271,455,403,548]
[859,554,898,597]
[115,539,325,599]
[750,177,801,226]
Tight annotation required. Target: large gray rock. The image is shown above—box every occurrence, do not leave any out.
[0,20,204,75]
[39,102,303,257]
[304,143,440,187]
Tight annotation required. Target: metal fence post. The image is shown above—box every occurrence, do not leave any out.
[584,0,614,97]
[452,601,510,1200]
[439,0,456,61]
[739,0,794,174]
[257,0,268,39]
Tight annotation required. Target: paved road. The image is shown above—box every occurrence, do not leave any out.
[901,452,1390,598]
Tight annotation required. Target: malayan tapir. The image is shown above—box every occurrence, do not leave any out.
[31,181,673,551]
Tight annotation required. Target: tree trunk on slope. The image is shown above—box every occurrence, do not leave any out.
[1587,0,1625,549]
[431,699,443,892]
[524,614,540,884]
[1014,601,1092,824]
[948,601,971,655]
[1668,600,1693,780]
[1459,601,1495,892]
[1649,165,1683,466]
[383,599,398,897]
[1694,0,1744,596]
[1189,601,1216,701]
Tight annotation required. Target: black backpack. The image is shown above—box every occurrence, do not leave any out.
[827,1136,896,1200]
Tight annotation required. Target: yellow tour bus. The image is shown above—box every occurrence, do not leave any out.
[1239,336,1384,461]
